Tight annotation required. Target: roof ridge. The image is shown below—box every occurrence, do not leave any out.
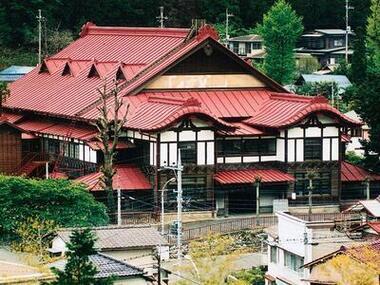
[58,224,155,232]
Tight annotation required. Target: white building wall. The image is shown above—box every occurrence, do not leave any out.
[206,141,215,165]
[296,139,304,162]
[197,142,206,165]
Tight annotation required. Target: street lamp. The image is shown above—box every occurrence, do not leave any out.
[254,175,262,226]
[160,177,176,235]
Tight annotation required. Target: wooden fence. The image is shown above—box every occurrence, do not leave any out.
[169,212,359,243]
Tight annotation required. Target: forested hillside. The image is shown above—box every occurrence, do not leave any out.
[0,0,370,62]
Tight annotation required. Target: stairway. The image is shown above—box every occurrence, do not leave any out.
[17,161,45,176]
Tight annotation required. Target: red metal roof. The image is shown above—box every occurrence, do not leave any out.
[16,120,97,141]
[127,95,234,131]
[5,22,361,133]
[1,112,23,123]
[214,168,295,185]
[244,93,360,128]
[218,122,265,136]
[75,164,152,191]
[367,222,380,234]
[341,161,380,182]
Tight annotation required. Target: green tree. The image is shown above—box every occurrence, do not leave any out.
[351,28,367,84]
[0,176,108,236]
[49,229,113,285]
[367,0,380,70]
[296,55,320,74]
[12,217,57,263]
[0,82,10,116]
[255,0,303,84]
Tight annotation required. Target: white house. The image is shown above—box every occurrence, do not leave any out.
[265,212,358,285]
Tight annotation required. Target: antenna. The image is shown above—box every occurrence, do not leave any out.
[157,6,168,28]
[345,0,354,63]
[225,8,234,43]
[36,9,46,64]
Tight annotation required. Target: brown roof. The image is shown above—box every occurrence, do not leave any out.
[57,225,168,250]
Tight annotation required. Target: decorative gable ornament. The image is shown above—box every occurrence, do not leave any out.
[196,24,219,41]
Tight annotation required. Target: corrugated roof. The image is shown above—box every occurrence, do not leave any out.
[244,93,359,128]
[341,161,380,182]
[214,168,295,185]
[75,164,152,191]
[16,120,97,141]
[57,225,168,249]
[0,65,34,82]
[300,74,352,90]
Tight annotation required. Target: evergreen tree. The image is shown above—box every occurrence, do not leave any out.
[50,229,112,285]
[367,0,380,70]
[255,0,303,84]
[350,27,367,84]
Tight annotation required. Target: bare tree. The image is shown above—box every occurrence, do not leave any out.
[95,80,128,218]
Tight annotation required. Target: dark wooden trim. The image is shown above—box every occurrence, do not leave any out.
[285,130,288,163]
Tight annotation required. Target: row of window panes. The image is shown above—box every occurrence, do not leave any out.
[216,138,276,156]
[44,139,80,159]
[304,138,322,160]
[295,172,331,195]
[270,246,304,273]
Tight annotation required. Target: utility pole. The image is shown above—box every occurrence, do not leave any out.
[160,177,176,235]
[307,171,316,221]
[345,0,354,63]
[225,8,234,42]
[176,149,183,260]
[254,176,262,226]
[161,149,183,259]
[157,6,168,28]
[45,162,49,179]
[117,188,122,226]
[36,9,43,65]
[364,176,371,200]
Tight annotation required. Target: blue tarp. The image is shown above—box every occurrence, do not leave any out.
[0,65,34,82]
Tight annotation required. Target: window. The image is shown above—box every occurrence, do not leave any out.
[218,138,277,156]
[259,138,276,155]
[284,251,304,273]
[251,42,262,50]
[178,142,196,164]
[270,246,277,263]
[295,172,331,195]
[334,39,343,47]
[304,138,322,160]
[217,139,241,156]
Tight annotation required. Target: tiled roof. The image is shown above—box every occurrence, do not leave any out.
[214,168,295,185]
[49,253,144,279]
[57,225,168,249]
[75,164,152,191]
[341,161,380,182]
[228,34,263,42]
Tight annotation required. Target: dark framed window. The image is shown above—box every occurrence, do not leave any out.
[270,246,277,263]
[295,172,331,195]
[284,251,304,272]
[218,138,276,156]
[178,142,196,164]
[243,139,260,155]
[259,138,276,155]
[304,138,322,160]
[216,139,241,156]
[251,42,262,50]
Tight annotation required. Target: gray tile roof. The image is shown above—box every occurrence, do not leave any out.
[58,225,168,250]
[228,34,262,42]
[0,65,34,82]
[49,253,145,279]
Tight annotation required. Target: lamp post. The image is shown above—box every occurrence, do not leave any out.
[306,170,316,221]
[254,176,262,226]
[160,177,176,235]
